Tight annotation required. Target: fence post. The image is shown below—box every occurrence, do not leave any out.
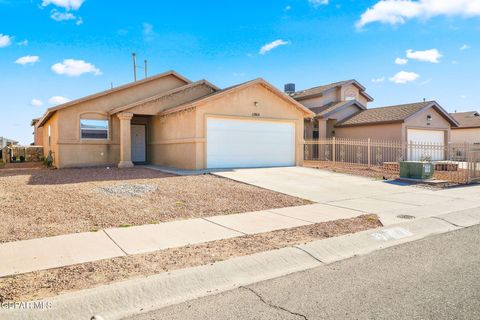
[332,137,336,164]
[367,138,371,168]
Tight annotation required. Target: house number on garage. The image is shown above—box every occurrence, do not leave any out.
[252,112,260,117]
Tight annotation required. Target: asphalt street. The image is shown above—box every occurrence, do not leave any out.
[127,224,480,320]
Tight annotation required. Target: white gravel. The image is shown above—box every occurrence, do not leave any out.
[97,184,158,197]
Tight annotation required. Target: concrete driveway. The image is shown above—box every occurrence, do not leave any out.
[213,167,480,225]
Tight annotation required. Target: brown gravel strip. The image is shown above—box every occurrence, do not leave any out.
[0,167,309,243]
[0,214,381,303]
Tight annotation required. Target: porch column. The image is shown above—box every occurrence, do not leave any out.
[117,112,134,168]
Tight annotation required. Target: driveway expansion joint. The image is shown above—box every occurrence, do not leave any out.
[240,286,309,320]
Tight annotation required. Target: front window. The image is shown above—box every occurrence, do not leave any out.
[80,119,109,140]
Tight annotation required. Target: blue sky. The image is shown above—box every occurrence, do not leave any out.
[1,0,479,144]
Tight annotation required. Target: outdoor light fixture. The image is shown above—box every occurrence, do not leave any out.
[427,115,432,121]
[254,101,259,107]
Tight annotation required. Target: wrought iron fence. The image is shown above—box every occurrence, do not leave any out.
[304,138,480,184]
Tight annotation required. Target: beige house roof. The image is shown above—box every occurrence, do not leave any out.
[450,111,480,129]
[158,78,315,117]
[36,70,191,127]
[336,101,459,128]
[292,79,374,102]
[309,100,367,118]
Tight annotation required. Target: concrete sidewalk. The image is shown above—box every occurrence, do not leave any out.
[0,203,366,277]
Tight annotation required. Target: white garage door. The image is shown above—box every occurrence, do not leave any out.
[407,129,445,161]
[207,117,295,169]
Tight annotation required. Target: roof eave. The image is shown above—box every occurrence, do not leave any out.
[335,119,405,128]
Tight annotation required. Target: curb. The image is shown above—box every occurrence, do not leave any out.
[1,212,477,320]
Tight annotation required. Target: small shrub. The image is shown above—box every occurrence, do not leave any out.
[19,155,25,162]
[0,160,4,169]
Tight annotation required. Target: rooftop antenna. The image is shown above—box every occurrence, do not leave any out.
[132,52,148,81]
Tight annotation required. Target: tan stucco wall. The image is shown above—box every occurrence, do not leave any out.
[335,123,403,141]
[45,75,188,168]
[403,106,451,143]
[148,109,197,169]
[340,83,369,106]
[298,89,339,109]
[451,128,480,144]
[33,125,43,146]
[41,112,60,165]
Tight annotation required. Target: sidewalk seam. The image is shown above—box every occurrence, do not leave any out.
[102,230,129,256]
[201,218,247,236]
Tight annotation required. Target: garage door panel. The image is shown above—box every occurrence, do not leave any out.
[407,129,445,161]
[207,118,295,169]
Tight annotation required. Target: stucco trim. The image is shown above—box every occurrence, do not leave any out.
[37,70,192,128]
[108,80,220,115]
[403,102,459,127]
[158,79,315,118]
[318,100,367,119]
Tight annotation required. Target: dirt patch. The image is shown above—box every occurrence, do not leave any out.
[0,167,310,243]
[0,214,381,303]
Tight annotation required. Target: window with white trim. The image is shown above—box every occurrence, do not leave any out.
[80,119,109,140]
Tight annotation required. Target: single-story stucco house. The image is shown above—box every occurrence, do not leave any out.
[33,71,314,169]
[450,111,480,145]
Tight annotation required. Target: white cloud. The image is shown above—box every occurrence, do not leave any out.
[31,99,44,107]
[309,0,329,7]
[406,48,442,63]
[142,22,156,41]
[50,9,77,22]
[259,39,290,55]
[389,71,420,84]
[42,0,84,10]
[51,59,102,76]
[284,5,292,11]
[15,55,40,65]
[460,44,471,50]
[357,0,480,28]
[0,33,12,48]
[372,77,385,83]
[17,40,28,46]
[48,96,71,105]
[395,57,408,65]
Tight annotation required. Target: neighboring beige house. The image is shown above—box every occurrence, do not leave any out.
[450,111,480,144]
[334,101,459,160]
[31,118,43,146]
[34,70,314,169]
[289,80,374,139]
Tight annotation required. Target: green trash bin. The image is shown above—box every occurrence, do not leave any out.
[400,161,434,180]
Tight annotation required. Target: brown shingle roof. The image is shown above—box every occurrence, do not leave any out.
[309,100,366,117]
[450,111,480,129]
[292,79,374,102]
[335,101,435,127]
[292,80,350,99]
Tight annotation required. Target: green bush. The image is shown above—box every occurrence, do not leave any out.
[0,160,5,169]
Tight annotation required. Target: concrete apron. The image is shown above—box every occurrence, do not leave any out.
[2,209,479,320]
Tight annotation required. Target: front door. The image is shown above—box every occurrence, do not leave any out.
[131,124,146,163]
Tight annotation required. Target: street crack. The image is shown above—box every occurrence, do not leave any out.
[241,286,308,320]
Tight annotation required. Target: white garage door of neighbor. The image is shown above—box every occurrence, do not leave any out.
[207,118,295,169]
[407,129,445,161]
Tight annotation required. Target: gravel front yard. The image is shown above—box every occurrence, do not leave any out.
[0,166,309,243]
[0,214,381,302]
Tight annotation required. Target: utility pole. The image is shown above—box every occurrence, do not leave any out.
[144,60,148,79]
[132,53,137,82]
